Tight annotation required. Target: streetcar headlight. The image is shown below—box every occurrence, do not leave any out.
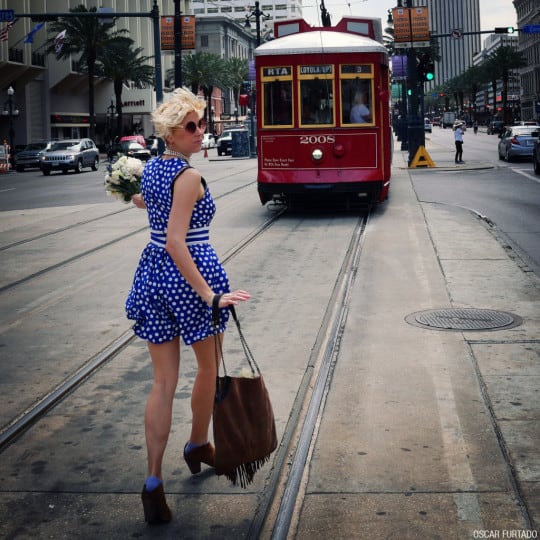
[312,148,323,161]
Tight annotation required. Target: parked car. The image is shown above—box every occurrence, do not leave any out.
[201,133,216,149]
[14,140,56,172]
[108,141,151,162]
[533,137,540,175]
[497,125,540,162]
[424,118,432,133]
[146,137,160,156]
[487,120,505,135]
[216,128,248,156]
[119,135,147,147]
[39,139,100,175]
[431,116,440,127]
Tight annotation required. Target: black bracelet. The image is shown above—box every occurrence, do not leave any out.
[212,294,224,327]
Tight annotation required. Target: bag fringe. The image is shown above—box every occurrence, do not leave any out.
[218,455,272,488]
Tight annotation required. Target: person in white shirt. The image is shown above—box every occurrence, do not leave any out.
[454,122,465,164]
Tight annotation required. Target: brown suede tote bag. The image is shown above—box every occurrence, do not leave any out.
[212,296,278,488]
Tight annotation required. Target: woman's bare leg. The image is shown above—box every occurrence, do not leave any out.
[189,334,221,445]
[145,338,180,479]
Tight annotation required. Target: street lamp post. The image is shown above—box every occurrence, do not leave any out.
[244,1,270,46]
[107,99,116,146]
[245,3,269,158]
[2,86,20,165]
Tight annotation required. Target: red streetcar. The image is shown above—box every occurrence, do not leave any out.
[254,17,392,207]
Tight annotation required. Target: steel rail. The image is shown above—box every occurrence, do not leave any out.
[268,213,368,540]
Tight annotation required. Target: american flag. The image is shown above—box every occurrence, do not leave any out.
[0,21,13,42]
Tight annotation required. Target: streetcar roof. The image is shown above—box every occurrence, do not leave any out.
[255,31,387,56]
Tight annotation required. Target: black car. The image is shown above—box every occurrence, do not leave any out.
[487,120,505,135]
[108,141,152,162]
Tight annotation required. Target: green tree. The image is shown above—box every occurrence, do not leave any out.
[96,37,154,141]
[170,52,228,122]
[45,4,127,140]
[484,46,527,123]
[224,57,249,111]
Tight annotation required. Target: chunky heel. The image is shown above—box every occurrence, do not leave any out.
[183,442,215,475]
[141,483,172,524]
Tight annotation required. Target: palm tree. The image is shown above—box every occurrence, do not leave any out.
[45,4,127,140]
[170,52,228,121]
[96,37,154,141]
[224,57,249,112]
[484,46,527,123]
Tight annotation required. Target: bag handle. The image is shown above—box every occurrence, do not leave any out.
[212,294,260,378]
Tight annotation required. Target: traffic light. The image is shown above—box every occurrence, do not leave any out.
[425,61,435,82]
[417,54,435,83]
[494,26,515,33]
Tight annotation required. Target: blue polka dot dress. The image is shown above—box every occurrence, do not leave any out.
[125,157,230,345]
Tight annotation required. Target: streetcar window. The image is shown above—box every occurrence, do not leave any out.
[298,65,334,127]
[342,79,372,124]
[340,64,374,126]
[263,80,293,126]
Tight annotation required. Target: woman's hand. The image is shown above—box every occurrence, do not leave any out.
[131,193,146,209]
[216,290,251,308]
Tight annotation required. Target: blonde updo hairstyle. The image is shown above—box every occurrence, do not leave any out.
[152,87,206,141]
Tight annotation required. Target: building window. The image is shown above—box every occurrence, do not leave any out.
[201,34,209,47]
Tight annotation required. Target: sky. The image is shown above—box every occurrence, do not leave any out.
[301,0,518,32]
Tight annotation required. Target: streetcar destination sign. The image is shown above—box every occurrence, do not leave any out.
[300,65,333,75]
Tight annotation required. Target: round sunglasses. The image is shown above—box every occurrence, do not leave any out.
[178,118,207,134]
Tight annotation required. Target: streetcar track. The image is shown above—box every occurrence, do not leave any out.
[250,213,369,539]
[0,206,285,453]
[1,206,368,540]
[0,180,257,295]
[0,206,133,252]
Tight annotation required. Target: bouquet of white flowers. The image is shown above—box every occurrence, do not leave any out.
[104,156,144,203]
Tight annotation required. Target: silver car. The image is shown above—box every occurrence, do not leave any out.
[498,126,540,161]
[39,138,100,175]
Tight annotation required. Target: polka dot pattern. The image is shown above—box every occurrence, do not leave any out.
[125,157,230,345]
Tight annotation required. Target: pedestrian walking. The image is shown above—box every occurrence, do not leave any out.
[126,87,250,525]
[454,121,465,164]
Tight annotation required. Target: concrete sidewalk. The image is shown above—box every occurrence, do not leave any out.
[293,147,539,538]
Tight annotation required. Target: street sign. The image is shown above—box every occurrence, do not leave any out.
[0,9,14,22]
[521,24,540,34]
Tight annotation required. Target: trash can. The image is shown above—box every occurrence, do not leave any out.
[231,130,249,158]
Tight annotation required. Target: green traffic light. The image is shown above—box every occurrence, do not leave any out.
[495,26,515,34]
[426,72,434,81]
[407,89,412,96]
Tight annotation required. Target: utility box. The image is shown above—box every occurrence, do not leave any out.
[231,130,249,158]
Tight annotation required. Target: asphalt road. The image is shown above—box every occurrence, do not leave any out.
[2,135,540,275]
[411,127,540,275]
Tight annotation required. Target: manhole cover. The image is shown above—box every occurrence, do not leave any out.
[405,308,522,331]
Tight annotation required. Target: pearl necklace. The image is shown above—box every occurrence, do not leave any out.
[163,147,190,162]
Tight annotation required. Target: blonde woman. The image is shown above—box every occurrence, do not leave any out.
[126,88,250,524]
